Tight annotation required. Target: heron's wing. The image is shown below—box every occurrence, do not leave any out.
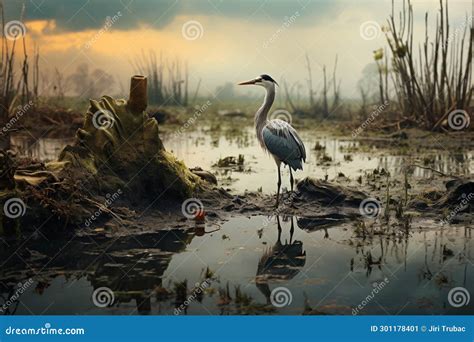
[288,125,306,162]
[262,119,306,170]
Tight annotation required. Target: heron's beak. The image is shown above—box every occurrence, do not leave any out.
[238,79,257,85]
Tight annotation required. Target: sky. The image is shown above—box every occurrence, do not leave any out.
[3,0,473,99]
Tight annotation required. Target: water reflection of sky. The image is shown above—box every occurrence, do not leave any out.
[11,127,473,194]
[163,128,473,194]
[3,215,472,315]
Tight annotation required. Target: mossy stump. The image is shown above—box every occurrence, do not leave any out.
[59,75,201,200]
[0,75,203,231]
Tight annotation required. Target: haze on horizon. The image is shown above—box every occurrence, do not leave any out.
[4,0,472,100]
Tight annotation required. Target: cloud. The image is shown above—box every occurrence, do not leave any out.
[4,0,341,33]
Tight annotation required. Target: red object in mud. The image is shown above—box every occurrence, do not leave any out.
[194,210,205,221]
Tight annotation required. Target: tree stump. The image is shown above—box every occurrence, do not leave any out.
[0,75,205,231]
[58,75,201,200]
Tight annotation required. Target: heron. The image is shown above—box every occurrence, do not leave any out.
[238,74,306,207]
[255,216,306,303]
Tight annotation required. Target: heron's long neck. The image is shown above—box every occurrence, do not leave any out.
[255,86,275,143]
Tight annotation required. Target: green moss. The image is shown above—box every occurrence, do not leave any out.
[59,95,200,201]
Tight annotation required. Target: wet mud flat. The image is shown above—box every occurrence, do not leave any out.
[1,127,473,315]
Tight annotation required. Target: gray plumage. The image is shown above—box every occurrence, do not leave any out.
[262,120,306,170]
[253,77,306,171]
[239,74,306,206]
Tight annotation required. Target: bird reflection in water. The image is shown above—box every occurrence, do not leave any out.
[255,216,306,304]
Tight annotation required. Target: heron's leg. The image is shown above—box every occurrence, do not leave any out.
[290,216,294,243]
[289,168,294,192]
[276,164,281,207]
[276,215,282,243]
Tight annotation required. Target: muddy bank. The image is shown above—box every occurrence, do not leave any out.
[2,142,473,236]
[1,82,205,233]
[80,171,474,239]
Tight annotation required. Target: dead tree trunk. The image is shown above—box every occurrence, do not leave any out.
[305,54,314,108]
[128,75,148,113]
[59,75,201,201]
[322,66,329,117]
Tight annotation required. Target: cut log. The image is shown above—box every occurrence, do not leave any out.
[0,75,207,232]
[128,75,148,114]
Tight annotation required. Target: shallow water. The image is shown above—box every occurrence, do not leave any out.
[11,135,75,162]
[3,126,473,315]
[10,127,473,194]
[163,128,473,194]
[1,215,472,315]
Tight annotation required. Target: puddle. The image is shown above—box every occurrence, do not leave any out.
[1,215,472,315]
[11,135,75,162]
[162,128,473,193]
[10,127,473,194]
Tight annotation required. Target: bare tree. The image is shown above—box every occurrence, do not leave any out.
[0,1,33,149]
[53,67,68,99]
[68,63,115,99]
[384,0,472,129]
[132,50,190,106]
[305,53,315,108]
